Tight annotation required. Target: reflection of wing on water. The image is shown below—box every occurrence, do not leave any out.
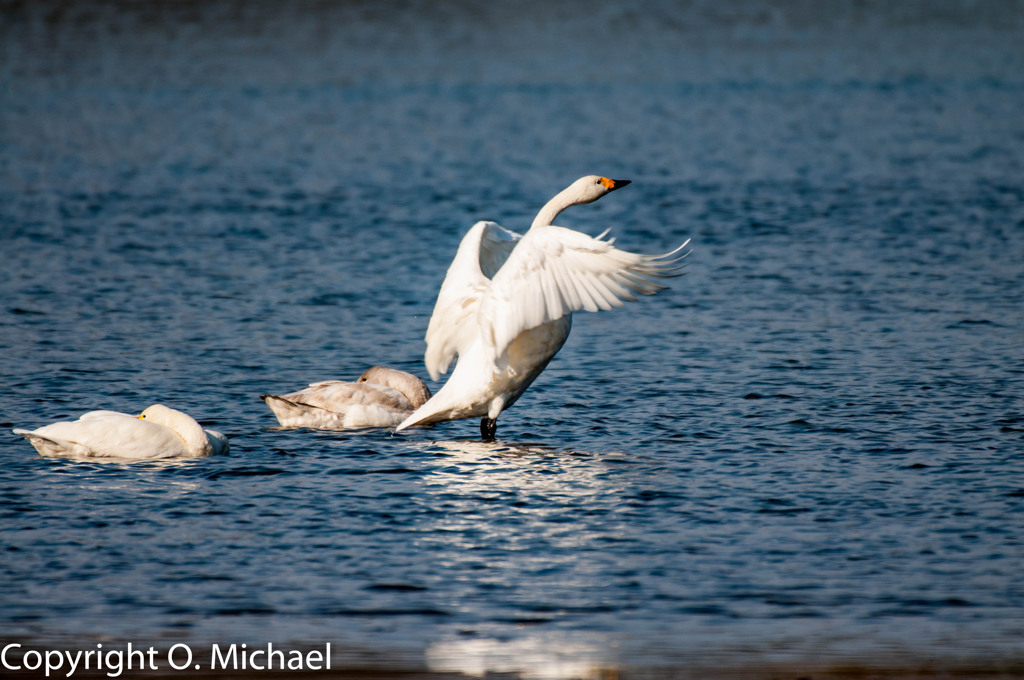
[413,439,632,492]
[411,441,633,676]
[410,438,631,559]
[416,439,557,460]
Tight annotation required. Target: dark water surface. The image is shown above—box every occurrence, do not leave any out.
[2,1,1023,677]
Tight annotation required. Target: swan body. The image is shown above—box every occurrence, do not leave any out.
[397,175,688,438]
[261,366,431,429]
[13,404,229,460]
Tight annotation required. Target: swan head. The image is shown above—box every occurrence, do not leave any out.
[531,175,631,228]
[573,175,631,204]
[358,366,433,408]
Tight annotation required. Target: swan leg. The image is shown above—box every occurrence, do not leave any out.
[480,417,497,441]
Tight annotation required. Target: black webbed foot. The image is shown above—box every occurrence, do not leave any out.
[480,417,497,441]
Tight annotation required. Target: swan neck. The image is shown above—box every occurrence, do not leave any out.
[531,187,585,228]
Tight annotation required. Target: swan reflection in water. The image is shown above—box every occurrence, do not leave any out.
[417,438,562,459]
[413,438,632,505]
[412,437,634,536]
[411,439,631,679]
[415,437,630,464]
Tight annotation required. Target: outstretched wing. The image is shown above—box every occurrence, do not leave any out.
[477,226,689,364]
[423,221,522,380]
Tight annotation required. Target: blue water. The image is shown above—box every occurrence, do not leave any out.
[2,1,1024,676]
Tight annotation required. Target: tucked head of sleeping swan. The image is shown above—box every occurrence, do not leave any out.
[355,366,432,408]
[138,404,229,457]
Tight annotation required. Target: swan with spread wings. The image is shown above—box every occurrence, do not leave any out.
[396,176,688,439]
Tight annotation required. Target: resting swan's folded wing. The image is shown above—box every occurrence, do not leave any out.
[423,221,521,379]
[478,226,689,364]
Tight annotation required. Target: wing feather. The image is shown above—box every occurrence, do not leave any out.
[478,227,689,363]
[423,221,522,379]
[551,260,583,309]
[599,272,638,302]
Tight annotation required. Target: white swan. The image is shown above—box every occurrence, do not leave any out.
[396,175,688,439]
[261,366,432,429]
[13,404,229,460]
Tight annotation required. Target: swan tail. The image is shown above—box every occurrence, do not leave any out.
[395,369,497,432]
[394,382,471,431]
[12,429,88,457]
[395,400,441,432]
[260,394,316,427]
[260,394,301,408]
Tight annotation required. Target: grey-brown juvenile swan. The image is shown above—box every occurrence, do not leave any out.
[262,366,431,429]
